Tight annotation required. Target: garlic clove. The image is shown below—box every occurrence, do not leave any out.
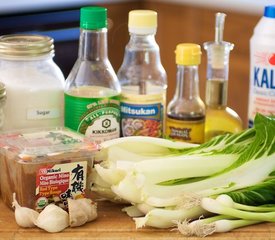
[34,204,69,233]
[68,198,88,227]
[77,198,97,222]
[12,193,39,228]
[68,198,97,227]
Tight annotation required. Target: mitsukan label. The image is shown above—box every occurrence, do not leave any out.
[120,103,159,117]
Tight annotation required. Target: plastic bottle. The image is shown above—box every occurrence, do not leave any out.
[204,13,242,141]
[165,43,205,144]
[64,6,121,143]
[117,10,167,138]
[248,5,275,128]
[0,34,64,131]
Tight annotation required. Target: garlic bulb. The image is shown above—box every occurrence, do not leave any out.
[34,204,69,233]
[68,198,97,227]
[12,193,39,228]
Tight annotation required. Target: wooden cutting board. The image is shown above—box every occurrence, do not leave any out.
[0,198,274,240]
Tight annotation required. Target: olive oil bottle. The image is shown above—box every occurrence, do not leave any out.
[204,13,242,141]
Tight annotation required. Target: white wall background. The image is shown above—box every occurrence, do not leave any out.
[150,0,275,15]
[0,0,274,15]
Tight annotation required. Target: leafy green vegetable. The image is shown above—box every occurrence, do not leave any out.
[226,178,275,206]
[92,113,275,230]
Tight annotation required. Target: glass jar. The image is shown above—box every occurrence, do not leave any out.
[0,82,6,129]
[0,34,65,130]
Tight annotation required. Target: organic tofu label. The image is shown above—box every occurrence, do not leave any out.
[35,161,87,211]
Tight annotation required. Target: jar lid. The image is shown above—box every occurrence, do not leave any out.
[0,82,6,100]
[80,6,107,30]
[128,10,157,34]
[0,34,54,58]
[175,43,201,66]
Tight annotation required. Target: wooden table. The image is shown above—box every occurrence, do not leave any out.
[0,198,274,240]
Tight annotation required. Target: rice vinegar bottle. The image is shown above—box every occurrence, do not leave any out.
[166,43,205,143]
[64,6,121,143]
[117,10,167,138]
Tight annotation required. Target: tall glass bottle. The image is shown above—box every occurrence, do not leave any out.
[64,6,121,143]
[166,43,205,144]
[204,13,242,141]
[117,10,167,138]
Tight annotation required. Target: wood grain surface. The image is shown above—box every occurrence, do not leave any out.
[0,198,274,240]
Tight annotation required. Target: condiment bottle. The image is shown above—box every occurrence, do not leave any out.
[166,43,205,143]
[117,10,167,138]
[0,34,65,131]
[64,6,121,143]
[248,5,275,128]
[204,13,242,141]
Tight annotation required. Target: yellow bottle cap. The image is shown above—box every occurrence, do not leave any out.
[128,10,157,34]
[175,43,202,65]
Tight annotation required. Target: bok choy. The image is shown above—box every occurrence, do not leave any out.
[91,114,275,234]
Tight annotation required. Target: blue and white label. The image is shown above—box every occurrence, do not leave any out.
[248,50,275,127]
[120,102,163,137]
[253,67,275,90]
[121,104,159,117]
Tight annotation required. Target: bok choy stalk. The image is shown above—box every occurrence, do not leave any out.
[216,194,275,212]
[176,215,261,237]
[134,206,206,229]
[182,179,275,237]
[201,197,275,222]
[93,122,256,203]
[91,137,198,201]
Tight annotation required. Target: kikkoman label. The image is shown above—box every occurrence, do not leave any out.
[65,94,120,143]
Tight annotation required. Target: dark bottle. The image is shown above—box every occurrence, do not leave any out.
[166,43,205,143]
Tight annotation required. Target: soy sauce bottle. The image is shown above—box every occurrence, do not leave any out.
[64,7,121,143]
[165,43,205,143]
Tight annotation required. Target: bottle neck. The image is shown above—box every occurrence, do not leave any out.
[129,33,157,45]
[205,78,228,108]
[205,44,231,108]
[126,33,160,63]
[78,28,108,61]
[205,62,229,108]
[175,65,200,100]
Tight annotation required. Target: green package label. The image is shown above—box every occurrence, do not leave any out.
[65,93,120,143]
